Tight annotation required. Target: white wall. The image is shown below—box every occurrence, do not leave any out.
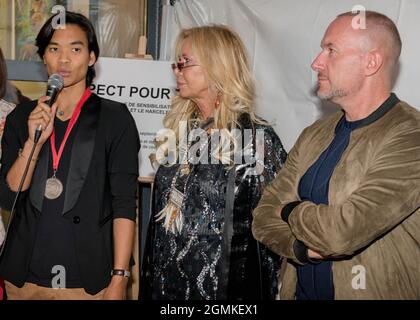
[161,0,420,150]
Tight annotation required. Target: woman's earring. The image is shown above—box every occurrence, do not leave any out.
[215,93,221,109]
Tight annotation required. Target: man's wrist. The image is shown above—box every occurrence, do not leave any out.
[110,275,129,283]
[23,139,42,155]
[111,269,131,278]
[293,240,322,265]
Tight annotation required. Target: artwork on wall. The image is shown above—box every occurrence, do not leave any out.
[15,0,66,60]
[0,0,13,58]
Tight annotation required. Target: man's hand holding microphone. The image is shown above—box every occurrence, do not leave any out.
[6,74,63,192]
[29,74,64,145]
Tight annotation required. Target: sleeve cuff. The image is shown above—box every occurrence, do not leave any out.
[281,200,302,223]
[112,209,137,222]
[293,240,322,265]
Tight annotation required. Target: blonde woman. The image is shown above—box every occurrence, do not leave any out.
[141,25,287,300]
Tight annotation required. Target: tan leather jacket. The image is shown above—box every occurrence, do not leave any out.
[253,100,420,299]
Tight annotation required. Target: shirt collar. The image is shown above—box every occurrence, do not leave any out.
[338,93,400,132]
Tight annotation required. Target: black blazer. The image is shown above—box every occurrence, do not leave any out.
[0,93,140,294]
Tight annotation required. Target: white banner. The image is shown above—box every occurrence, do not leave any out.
[91,57,176,179]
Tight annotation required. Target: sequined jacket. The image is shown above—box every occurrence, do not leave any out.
[141,114,287,300]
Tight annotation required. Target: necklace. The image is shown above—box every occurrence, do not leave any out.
[45,89,92,200]
[155,116,214,234]
[57,109,64,117]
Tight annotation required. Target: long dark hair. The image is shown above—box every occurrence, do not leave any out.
[0,47,7,98]
[36,11,100,87]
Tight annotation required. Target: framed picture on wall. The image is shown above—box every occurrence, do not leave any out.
[0,0,13,59]
[15,0,67,61]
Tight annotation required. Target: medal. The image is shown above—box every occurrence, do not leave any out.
[44,88,92,200]
[45,174,64,199]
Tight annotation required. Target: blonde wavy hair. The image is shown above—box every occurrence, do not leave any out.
[154,25,261,166]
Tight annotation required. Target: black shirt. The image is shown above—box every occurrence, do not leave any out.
[27,118,82,288]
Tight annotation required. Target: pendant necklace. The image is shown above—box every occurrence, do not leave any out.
[44,89,92,199]
[155,116,214,234]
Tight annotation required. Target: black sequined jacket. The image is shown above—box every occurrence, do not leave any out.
[140,114,287,300]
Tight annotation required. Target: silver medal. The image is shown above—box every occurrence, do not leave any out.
[45,176,63,199]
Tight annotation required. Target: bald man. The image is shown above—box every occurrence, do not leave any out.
[252,11,420,300]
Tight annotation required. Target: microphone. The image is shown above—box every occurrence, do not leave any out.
[34,74,64,143]
[45,73,64,107]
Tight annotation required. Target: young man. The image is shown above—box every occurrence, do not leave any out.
[253,11,420,299]
[0,11,140,300]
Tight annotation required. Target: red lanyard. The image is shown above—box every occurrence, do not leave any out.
[50,88,92,172]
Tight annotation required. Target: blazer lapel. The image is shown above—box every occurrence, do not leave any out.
[62,94,100,215]
[29,142,50,213]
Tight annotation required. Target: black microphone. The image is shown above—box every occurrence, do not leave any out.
[34,74,64,143]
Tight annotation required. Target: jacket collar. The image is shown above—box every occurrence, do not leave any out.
[338,93,400,131]
[29,94,100,215]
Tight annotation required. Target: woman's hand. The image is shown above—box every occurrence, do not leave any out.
[27,96,57,145]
